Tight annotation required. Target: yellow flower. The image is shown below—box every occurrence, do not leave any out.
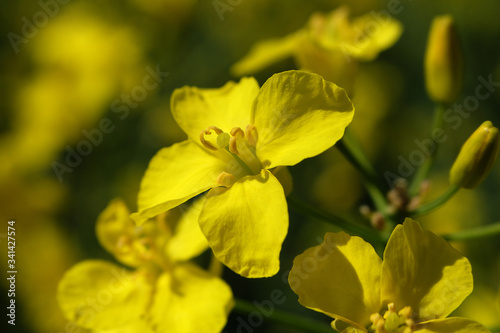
[57,199,233,333]
[289,218,491,333]
[131,70,354,278]
[231,7,402,93]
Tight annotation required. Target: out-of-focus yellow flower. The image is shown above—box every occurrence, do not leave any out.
[131,70,354,278]
[231,6,402,93]
[425,15,463,104]
[289,218,490,333]
[58,199,233,333]
[449,121,499,189]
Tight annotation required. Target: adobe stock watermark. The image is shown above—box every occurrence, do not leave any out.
[7,0,73,54]
[213,0,242,21]
[51,65,169,182]
[54,267,133,333]
[384,74,500,187]
[229,235,336,333]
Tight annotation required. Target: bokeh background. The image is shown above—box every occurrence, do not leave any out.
[1,0,500,332]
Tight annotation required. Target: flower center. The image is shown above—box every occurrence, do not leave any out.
[370,303,415,333]
[200,125,262,185]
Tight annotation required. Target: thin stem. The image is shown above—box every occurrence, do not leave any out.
[233,298,333,333]
[408,103,447,196]
[337,129,389,215]
[411,185,460,217]
[442,221,500,241]
[287,196,386,244]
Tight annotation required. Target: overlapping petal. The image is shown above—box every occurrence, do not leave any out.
[149,263,233,333]
[171,77,259,141]
[252,71,354,168]
[381,218,473,320]
[417,317,491,333]
[230,31,305,77]
[166,197,209,262]
[345,15,403,61]
[198,170,288,278]
[132,140,227,225]
[96,199,142,267]
[289,232,382,329]
[57,260,153,330]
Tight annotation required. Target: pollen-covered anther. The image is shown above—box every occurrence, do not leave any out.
[371,303,415,333]
[229,127,245,154]
[245,124,258,146]
[216,171,235,187]
[200,126,224,150]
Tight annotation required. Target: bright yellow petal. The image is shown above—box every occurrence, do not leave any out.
[198,170,288,278]
[95,320,155,333]
[253,70,354,168]
[149,263,233,333]
[96,199,143,267]
[230,31,305,76]
[166,197,209,262]
[288,232,382,329]
[57,260,153,330]
[131,140,227,225]
[416,317,491,333]
[346,15,403,61]
[381,218,473,320]
[171,77,259,141]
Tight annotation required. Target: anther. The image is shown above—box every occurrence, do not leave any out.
[245,124,258,146]
[216,172,235,187]
[200,130,217,150]
[200,126,224,151]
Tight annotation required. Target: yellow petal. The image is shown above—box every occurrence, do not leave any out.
[166,197,209,262]
[381,218,473,320]
[253,70,354,168]
[57,260,153,330]
[230,31,305,76]
[149,263,233,333]
[416,317,491,333]
[95,320,155,333]
[171,77,259,141]
[96,199,142,267]
[131,140,227,225]
[346,14,403,61]
[198,170,288,278]
[288,232,382,329]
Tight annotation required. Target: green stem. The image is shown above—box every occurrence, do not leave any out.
[337,129,389,215]
[489,326,500,333]
[408,103,447,196]
[233,298,333,333]
[411,185,459,216]
[287,196,386,244]
[442,221,500,241]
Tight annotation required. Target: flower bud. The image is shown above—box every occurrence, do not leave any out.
[424,15,463,104]
[449,121,500,189]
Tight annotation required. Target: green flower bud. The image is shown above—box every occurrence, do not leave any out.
[425,15,464,104]
[450,121,500,189]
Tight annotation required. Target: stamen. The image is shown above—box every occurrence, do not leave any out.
[200,130,217,150]
[216,172,235,187]
[245,124,258,146]
[229,136,239,154]
[200,126,224,151]
[229,127,245,154]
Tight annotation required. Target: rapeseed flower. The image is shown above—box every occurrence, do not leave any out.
[58,199,233,333]
[231,6,402,93]
[131,70,354,278]
[289,218,490,333]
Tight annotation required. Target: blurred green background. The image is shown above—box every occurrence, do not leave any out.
[1,0,500,332]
